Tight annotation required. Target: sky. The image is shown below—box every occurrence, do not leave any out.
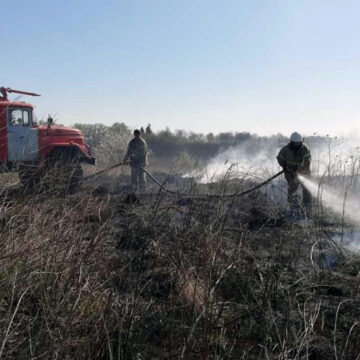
[2,0,360,136]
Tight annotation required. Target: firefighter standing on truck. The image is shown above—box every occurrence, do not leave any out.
[124,129,148,192]
[277,132,312,216]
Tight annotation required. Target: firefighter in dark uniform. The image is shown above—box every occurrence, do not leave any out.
[124,129,148,191]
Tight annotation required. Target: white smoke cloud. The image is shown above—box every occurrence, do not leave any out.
[185,135,360,183]
[184,138,282,183]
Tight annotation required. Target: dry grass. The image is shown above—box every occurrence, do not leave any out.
[0,170,359,360]
[0,173,19,186]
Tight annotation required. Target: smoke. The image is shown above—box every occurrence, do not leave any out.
[185,135,360,184]
[333,230,360,252]
[182,133,360,251]
[185,138,282,182]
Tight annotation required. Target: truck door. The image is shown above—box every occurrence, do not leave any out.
[7,108,38,162]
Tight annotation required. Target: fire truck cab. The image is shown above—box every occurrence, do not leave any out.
[0,87,95,190]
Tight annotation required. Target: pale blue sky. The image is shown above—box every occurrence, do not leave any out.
[2,0,360,136]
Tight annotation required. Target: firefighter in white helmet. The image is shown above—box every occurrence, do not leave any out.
[277,132,312,215]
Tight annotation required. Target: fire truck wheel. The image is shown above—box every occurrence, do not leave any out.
[66,163,83,194]
[44,148,84,195]
[18,165,41,190]
[42,161,83,195]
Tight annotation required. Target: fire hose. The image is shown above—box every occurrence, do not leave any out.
[83,162,126,180]
[84,163,284,198]
[141,167,284,198]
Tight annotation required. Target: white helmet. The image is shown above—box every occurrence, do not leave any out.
[290,132,303,142]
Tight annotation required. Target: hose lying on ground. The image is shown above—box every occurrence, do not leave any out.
[141,167,284,198]
[83,162,125,181]
[83,162,284,198]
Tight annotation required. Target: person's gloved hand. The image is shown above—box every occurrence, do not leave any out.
[130,154,137,164]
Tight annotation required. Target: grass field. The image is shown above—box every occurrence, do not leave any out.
[0,168,359,359]
[0,173,19,186]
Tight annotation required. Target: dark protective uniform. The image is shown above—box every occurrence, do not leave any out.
[277,143,312,212]
[124,137,148,191]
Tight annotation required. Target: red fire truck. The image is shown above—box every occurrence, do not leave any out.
[0,87,95,191]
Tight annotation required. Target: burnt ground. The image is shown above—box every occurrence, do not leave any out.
[0,174,359,359]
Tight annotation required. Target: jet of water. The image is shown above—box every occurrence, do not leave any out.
[299,175,360,226]
[299,175,360,251]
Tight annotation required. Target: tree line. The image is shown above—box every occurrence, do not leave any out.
[73,122,331,165]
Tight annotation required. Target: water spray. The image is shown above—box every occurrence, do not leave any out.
[299,175,360,226]
[299,175,360,251]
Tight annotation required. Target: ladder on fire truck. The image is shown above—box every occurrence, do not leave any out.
[0,87,41,101]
